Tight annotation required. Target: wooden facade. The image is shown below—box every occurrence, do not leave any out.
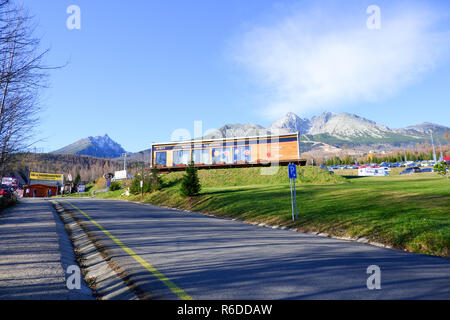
[23,184,58,198]
[150,132,306,170]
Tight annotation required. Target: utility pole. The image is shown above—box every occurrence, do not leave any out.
[122,153,127,171]
[430,132,437,163]
[437,138,444,161]
[139,151,144,196]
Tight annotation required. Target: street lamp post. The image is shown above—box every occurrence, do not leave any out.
[139,151,144,196]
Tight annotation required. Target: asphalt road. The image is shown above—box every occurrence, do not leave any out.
[58,198,450,300]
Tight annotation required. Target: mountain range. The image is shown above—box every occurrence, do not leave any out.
[51,112,449,158]
[205,111,448,146]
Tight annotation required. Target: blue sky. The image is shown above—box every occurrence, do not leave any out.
[21,0,450,152]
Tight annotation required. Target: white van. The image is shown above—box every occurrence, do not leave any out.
[358,167,390,176]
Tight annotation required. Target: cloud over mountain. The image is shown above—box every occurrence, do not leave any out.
[232,1,450,118]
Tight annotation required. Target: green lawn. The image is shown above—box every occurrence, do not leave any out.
[86,167,450,257]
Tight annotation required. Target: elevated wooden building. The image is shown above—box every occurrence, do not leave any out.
[150,132,306,171]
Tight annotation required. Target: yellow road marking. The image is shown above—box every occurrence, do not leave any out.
[62,200,193,300]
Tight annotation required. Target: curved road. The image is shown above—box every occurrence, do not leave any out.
[58,198,450,300]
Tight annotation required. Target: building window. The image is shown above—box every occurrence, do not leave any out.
[173,150,191,165]
[212,148,232,164]
[192,149,210,164]
[155,152,167,166]
[156,151,167,166]
[233,146,251,163]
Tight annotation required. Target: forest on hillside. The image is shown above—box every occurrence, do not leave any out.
[6,153,144,184]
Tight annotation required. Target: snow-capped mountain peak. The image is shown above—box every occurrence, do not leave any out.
[268,112,311,134]
[51,134,127,158]
[307,112,391,139]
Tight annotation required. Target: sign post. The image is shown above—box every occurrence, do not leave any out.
[288,163,298,221]
[106,178,111,193]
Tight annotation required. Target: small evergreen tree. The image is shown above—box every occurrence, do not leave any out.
[180,161,201,196]
[130,174,142,195]
[434,161,449,178]
[74,172,81,185]
[149,167,162,192]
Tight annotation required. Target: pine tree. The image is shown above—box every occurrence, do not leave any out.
[180,161,201,197]
[149,167,162,192]
[74,172,81,184]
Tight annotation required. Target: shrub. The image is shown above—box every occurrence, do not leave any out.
[130,168,162,195]
[130,175,142,194]
[0,196,17,211]
[109,181,122,191]
[149,167,162,192]
[434,161,449,178]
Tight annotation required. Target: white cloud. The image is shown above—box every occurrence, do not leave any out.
[232,2,450,119]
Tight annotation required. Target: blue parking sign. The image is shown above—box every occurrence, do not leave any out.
[288,164,297,179]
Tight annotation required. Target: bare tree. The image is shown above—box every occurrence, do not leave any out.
[0,1,50,177]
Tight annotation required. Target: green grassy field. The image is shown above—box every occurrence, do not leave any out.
[85,166,450,257]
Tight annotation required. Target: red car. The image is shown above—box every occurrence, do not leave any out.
[0,186,13,199]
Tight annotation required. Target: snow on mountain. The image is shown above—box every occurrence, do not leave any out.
[51,134,127,158]
[51,114,449,158]
[394,122,449,137]
[202,123,271,139]
[268,112,311,134]
[202,111,448,146]
[307,112,392,139]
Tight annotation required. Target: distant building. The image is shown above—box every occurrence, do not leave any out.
[23,184,58,198]
[150,132,306,170]
[23,172,63,197]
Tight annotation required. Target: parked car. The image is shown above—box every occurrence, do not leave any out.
[0,185,12,199]
[400,168,412,175]
[400,167,421,175]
